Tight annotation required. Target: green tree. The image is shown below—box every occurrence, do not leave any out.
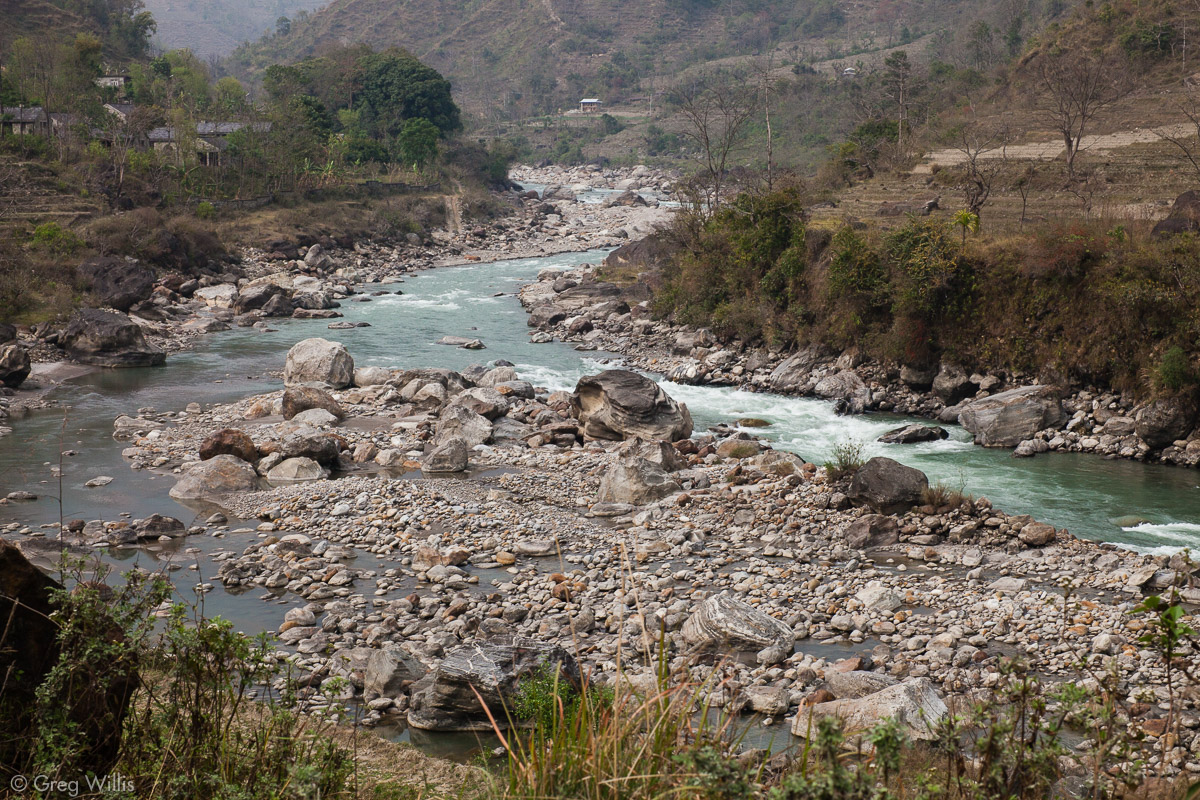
[213,77,247,115]
[355,49,461,138]
[397,117,439,169]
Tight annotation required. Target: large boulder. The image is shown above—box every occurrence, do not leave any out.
[364,645,427,699]
[767,345,831,393]
[423,437,470,473]
[282,386,345,421]
[616,437,686,471]
[62,309,165,367]
[0,342,31,388]
[199,428,259,462]
[435,404,493,447]
[447,387,510,420]
[931,363,974,403]
[958,385,1066,447]
[844,514,901,548]
[681,594,793,665]
[791,678,947,741]
[234,282,284,314]
[277,430,342,465]
[1152,191,1200,237]
[571,370,692,442]
[283,338,354,388]
[878,424,949,444]
[407,639,579,731]
[597,453,681,505]
[169,454,260,500]
[0,541,137,774]
[814,370,871,414]
[77,256,155,312]
[266,456,327,483]
[1135,396,1198,449]
[848,457,928,514]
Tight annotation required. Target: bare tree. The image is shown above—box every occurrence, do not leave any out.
[950,120,1009,220]
[1037,53,1124,179]
[754,56,779,191]
[671,72,757,215]
[1155,96,1200,181]
[1013,164,1038,225]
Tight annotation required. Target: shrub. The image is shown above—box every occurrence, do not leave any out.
[1157,346,1195,392]
[886,218,972,320]
[30,222,85,255]
[824,440,864,480]
[827,225,887,306]
[921,480,973,509]
[196,201,216,220]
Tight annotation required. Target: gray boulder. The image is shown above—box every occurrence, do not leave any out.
[597,454,681,505]
[932,363,974,403]
[364,646,427,699]
[571,370,692,441]
[844,514,900,548]
[424,438,470,473]
[77,256,155,312]
[169,455,259,500]
[62,309,165,368]
[407,639,579,731]
[792,678,947,741]
[282,386,345,420]
[814,370,870,414]
[283,338,354,388]
[353,366,393,386]
[266,457,327,483]
[681,594,793,665]
[436,404,493,447]
[0,343,31,388]
[826,670,899,699]
[958,385,1065,447]
[878,424,949,444]
[1135,397,1198,449]
[447,387,510,420]
[848,457,928,514]
[277,430,342,465]
[767,344,832,392]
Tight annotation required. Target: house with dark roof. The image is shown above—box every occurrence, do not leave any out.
[1,106,47,137]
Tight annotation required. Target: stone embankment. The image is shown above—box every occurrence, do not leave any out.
[14,333,1192,776]
[519,260,1200,468]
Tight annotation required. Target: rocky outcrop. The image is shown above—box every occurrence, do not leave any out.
[62,309,165,367]
[364,645,427,699]
[435,405,493,447]
[407,639,579,731]
[77,256,155,312]
[848,457,928,514]
[283,338,354,388]
[169,454,260,500]
[814,370,871,414]
[1135,396,1198,449]
[681,594,793,665]
[571,370,692,441]
[1152,191,1200,237]
[767,345,831,393]
[282,386,346,421]
[0,342,31,388]
[792,678,947,740]
[931,363,974,403]
[958,385,1065,447]
[199,428,259,463]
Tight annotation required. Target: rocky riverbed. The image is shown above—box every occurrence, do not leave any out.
[518,257,1200,469]
[18,326,1194,777]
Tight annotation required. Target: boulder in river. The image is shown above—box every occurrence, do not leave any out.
[958,385,1065,447]
[435,404,493,447]
[878,424,949,444]
[282,386,345,421]
[814,370,870,414]
[571,369,692,442]
[0,342,31,388]
[407,639,579,731]
[681,594,793,665]
[77,256,155,312]
[767,344,832,393]
[62,309,165,368]
[283,338,354,389]
[793,678,946,740]
[266,456,327,483]
[276,430,342,465]
[847,457,928,514]
[169,454,260,500]
[364,645,427,699]
[931,363,974,403]
[199,428,259,463]
[1134,396,1198,449]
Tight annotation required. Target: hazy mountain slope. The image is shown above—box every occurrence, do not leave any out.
[143,0,329,58]
[2,0,92,50]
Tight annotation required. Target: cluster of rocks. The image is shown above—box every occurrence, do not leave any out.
[519,262,1200,468]
[93,337,1200,773]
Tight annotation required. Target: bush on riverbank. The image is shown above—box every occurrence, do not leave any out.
[656,191,1200,396]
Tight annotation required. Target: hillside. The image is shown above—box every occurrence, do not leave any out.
[2,0,92,51]
[143,0,330,59]
[226,0,987,119]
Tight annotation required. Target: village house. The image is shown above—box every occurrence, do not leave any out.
[0,106,48,137]
[579,98,603,113]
